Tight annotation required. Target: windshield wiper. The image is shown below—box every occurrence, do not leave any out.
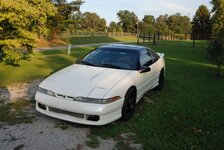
[101,63,124,69]
[79,60,95,66]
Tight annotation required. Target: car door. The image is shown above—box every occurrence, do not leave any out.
[148,49,161,85]
[136,48,156,98]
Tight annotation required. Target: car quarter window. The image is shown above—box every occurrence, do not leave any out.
[149,49,160,62]
[139,49,154,66]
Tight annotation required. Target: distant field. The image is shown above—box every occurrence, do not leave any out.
[69,36,137,45]
[36,36,137,48]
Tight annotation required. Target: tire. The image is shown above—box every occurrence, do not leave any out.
[121,88,136,121]
[155,69,165,90]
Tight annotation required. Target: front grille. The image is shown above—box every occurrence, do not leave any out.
[37,102,100,122]
[49,107,84,119]
[55,93,75,100]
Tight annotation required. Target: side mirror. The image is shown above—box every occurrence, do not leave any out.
[75,58,81,64]
[140,66,151,73]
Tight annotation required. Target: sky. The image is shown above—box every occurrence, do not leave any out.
[69,0,212,25]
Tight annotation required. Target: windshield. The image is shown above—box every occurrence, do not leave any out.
[79,48,139,70]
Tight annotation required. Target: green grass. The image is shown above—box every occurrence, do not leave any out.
[69,36,137,45]
[0,40,223,149]
[0,48,93,87]
[86,41,224,149]
[157,40,208,48]
[114,141,130,150]
[85,134,100,148]
[0,100,34,125]
[54,122,70,130]
[0,36,136,87]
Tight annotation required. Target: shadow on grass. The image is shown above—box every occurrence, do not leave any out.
[35,51,74,76]
[0,87,10,104]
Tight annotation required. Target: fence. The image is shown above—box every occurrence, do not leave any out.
[58,32,137,39]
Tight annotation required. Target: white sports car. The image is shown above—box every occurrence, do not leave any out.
[35,44,165,125]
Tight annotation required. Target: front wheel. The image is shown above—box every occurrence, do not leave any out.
[121,88,136,121]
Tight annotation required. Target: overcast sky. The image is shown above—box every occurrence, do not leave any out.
[69,0,212,24]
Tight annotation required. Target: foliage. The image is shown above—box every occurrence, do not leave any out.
[167,13,191,36]
[137,13,191,38]
[69,0,85,11]
[80,12,107,32]
[108,21,124,32]
[48,1,73,41]
[117,10,138,33]
[192,5,211,40]
[48,0,85,41]
[108,21,117,32]
[155,14,171,35]
[0,0,56,65]
[138,15,155,34]
[208,0,224,77]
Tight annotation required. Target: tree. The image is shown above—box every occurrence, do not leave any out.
[108,21,117,32]
[138,15,155,35]
[208,0,224,77]
[0,0,56,65]
[48,1,72,41]
[167,13,191,34]
[48,0,85,40]
[192,5,211,40]
[155,15,171,35]
[117,10,138,33]
[116,23,123,32]
[80,12,107,32]
[69,0,85,12]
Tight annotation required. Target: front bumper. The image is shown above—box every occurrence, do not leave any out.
[35,92,123,125]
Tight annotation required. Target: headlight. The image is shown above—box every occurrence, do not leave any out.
[38,87,55,97]
[75,96,121,104]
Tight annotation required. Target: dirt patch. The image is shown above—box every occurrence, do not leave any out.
[0,79,42,103]
[35,38,67,48]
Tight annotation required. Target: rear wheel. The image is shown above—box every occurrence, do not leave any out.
[155,69,165,90]
[121,88,136,121]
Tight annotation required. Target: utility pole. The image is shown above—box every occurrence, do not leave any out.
[137,21,139,45]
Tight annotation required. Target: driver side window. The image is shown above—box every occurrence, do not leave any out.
[140,49,154,66]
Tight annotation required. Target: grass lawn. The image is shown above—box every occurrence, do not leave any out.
[87,41,224,149]
[0,36,136,87]
[36,36,137,47]
[0,100,34,125]
[0,40,224,149]
[0,47,93,87]
[69,36,137,45]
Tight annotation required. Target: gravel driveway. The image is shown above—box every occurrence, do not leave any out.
[0,80,143,150]
[0,112,117,150]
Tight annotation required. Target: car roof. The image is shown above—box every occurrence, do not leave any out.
[99,44,147,51]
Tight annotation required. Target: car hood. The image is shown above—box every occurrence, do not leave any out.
[39,64,131,97]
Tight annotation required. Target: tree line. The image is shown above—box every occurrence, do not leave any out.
[0,0,223,76]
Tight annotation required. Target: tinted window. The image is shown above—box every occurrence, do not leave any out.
[80,48,139,70]
[140,49,154,66]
